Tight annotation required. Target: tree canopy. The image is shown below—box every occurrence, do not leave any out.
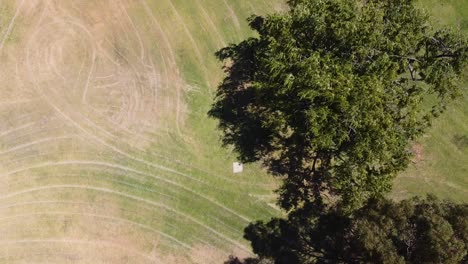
[209,0,468,209]
[239,195,468,264]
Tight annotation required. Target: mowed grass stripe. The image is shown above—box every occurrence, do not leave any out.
[0,0,282,262]
[0,164,258,249]
[0,159,252,222]
[0,211,191,249]
[0,185,250,251]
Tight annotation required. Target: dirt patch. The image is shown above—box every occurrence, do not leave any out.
[189,244,236,264]
[410,143,425,165]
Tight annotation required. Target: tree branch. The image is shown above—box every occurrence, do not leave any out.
[434,53,457,58]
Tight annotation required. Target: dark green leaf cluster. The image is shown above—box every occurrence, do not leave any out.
[209,0,468,209]
[242,196,468,264]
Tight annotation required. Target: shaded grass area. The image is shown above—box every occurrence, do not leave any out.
[393,0,468,202]
[167,0,468,207]
[149,0,468,235]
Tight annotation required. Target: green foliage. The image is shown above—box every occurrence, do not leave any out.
[241,196,468,264]
[209,0,468,209]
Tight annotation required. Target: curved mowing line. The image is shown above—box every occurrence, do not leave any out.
[193,0,226,47]
[0,239,159,262]
[24,20,117,137]
[0,123,73,148]
[81,39,96,105]
[0,211,192,249]
[151,0,211,89]
[0,99,38,106]
[0,136,75,156]
[33,15,97,105]
[116,0,145,62]
[24,67,204,185]
[2,171,178,201]
[163,0,203,62]
[133,2,187,140]
[26,30,199,184]
[0,184,250,253]
[48,40,67,81]
[77,0,190,149]
[0,200,93,210]
[12,96,207,194]
[221,0,241,30]
[74,125,275,188]
[0,160,252,223]
[134,2,276,188]
[139,0,177,68]
[0,0,282,258]
[0,0,25,51]
[93,80,122,89]
[0,122,35,138]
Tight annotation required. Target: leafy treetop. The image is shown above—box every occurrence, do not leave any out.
[239,195,468,264]
[209,0,468,209]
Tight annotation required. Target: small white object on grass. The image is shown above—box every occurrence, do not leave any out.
[233,162,243,173]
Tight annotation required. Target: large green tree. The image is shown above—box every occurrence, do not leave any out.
[209,0,468,209]
[237,196,467,264]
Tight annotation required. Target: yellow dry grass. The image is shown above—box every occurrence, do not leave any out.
[0,0,284,262]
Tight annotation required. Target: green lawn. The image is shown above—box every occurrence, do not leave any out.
[0,0,464,262]
[132,0,285,256]
[392,0,468,201]
[0,1,284,262]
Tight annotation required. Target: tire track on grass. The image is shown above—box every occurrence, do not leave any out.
[116,0,145,62]
[0,185,251,253]
[0,122,35,138]
[221,0,241,30]
[0,136,75,156]
[26,27,204,185]
[193,0,226,47]
[48,6,97,105]
[0,160,252,223]
[0,239,158,262]
[28,91,203,184]
[0,0,25,51]
[164,0,203,62]
[14,1,258,257]
[0,211,191,250]
[0,170,177,203]
[139,0,190,139]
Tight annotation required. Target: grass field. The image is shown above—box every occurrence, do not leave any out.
[0,0,465,263]
[392,0,468,202]
[0,0,282,262]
